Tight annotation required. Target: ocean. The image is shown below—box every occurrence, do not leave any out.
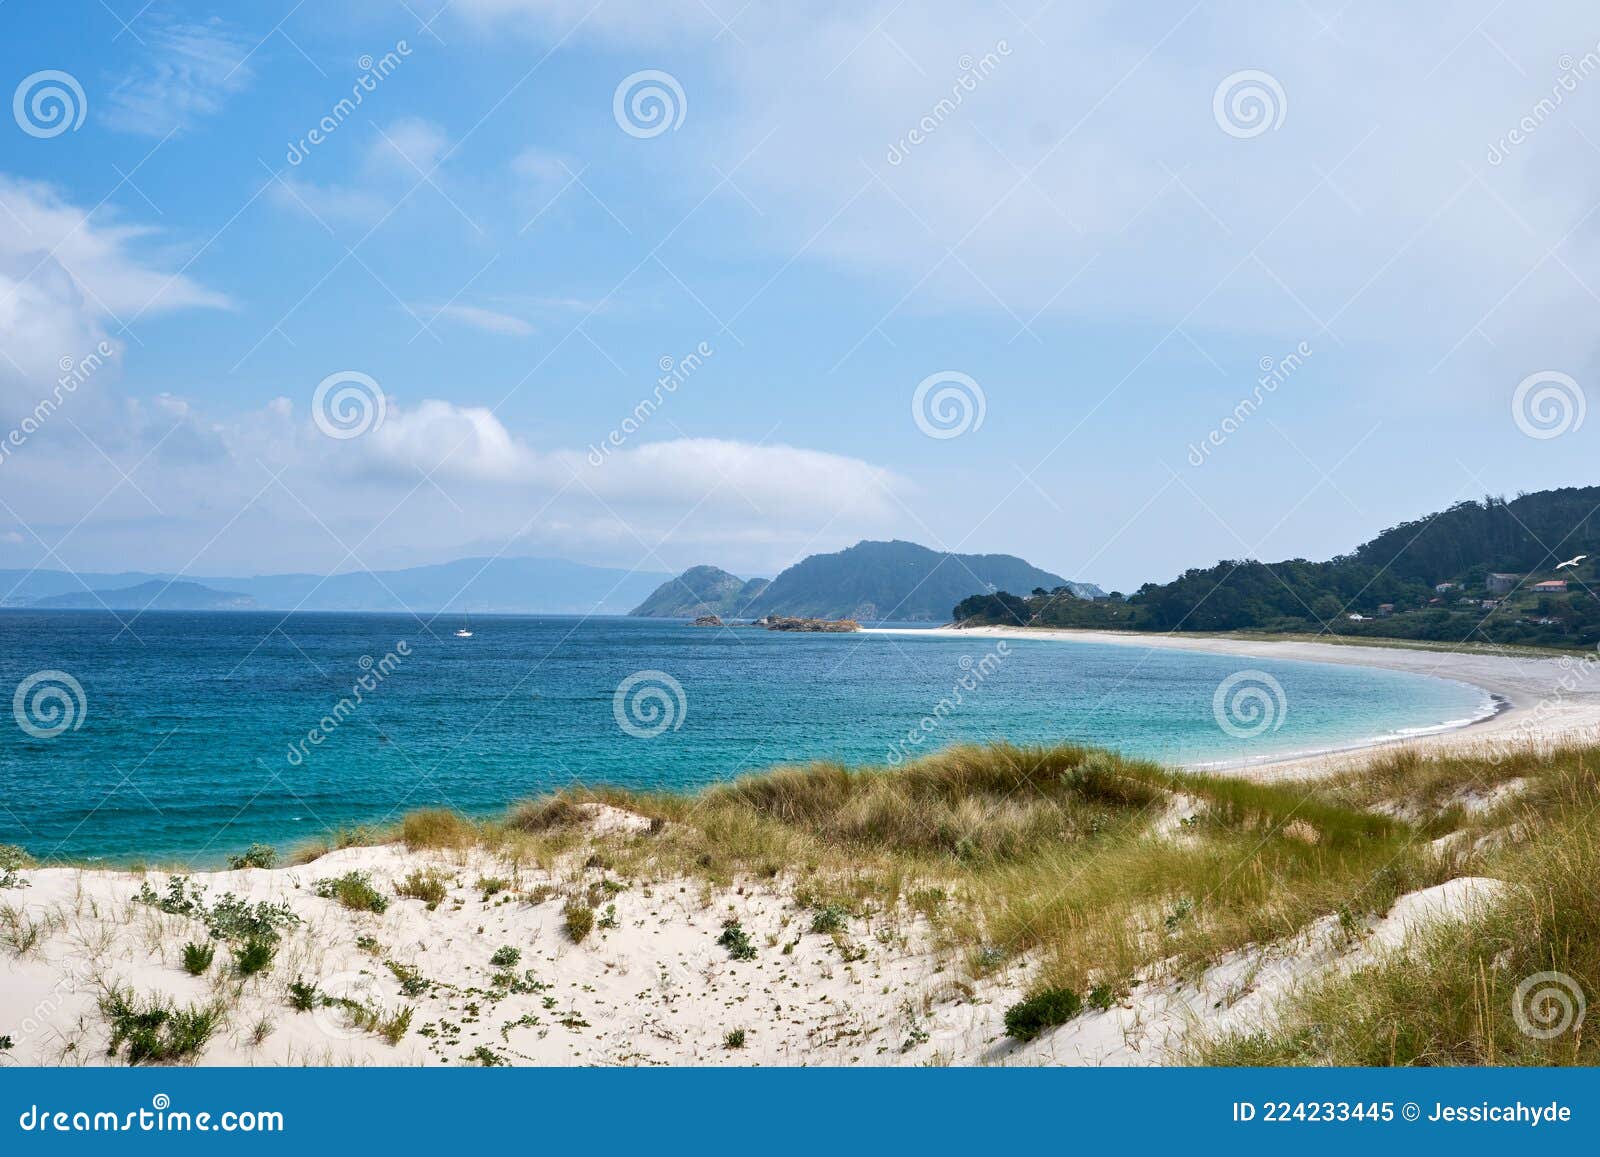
[0,612,1492,864]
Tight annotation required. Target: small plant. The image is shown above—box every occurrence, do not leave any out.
[0,844,33,889]
[100,987,224,1065]
[489,945,521,968]
[137,877,299,942]
[1164,896,1194,932]
[563,901,594,944]
[477,876,509,900]
[386,960,429,996]
[724,1027,747,1049]
[287,979,320,1011]
[810,904,849,934]
[717,919,757,961]
[466,1044,506,1066]
[315,871,390,914]
[1003,988,1083,1041]
[354,934,381,955]
[226,844,278,870]
[395,868,450,910]
[379,1006,414,1045]
[1087,983,1119,1012]
[233,937,276,977]
[249,1016,275,1046]
[597,903,619,930]
[0,1035,12,1051]
[180,941,215,976]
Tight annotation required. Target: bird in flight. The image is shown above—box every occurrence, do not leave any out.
[1555,554,1588,569]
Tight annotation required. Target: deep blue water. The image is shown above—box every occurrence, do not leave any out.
[0,612,1492,864]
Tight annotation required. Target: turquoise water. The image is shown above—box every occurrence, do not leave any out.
[0,613,1491,864]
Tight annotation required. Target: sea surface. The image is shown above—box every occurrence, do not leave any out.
[0,612,1493,864]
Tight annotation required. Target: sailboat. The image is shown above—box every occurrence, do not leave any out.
[453,613,474,638]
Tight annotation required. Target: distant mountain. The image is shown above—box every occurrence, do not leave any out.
[30,580,256,611]
[628,566,771,618]
[632,540,1101,622]
[0,557,672,615]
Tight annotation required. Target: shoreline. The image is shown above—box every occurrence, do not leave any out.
[863,625,1600,780]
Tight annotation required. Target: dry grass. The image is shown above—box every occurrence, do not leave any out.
[1194,747,1600,1065]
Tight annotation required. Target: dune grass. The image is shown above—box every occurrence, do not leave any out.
[1194,745,1600,1065]
[253,734,1593,1063]
[387,742,1471,1009]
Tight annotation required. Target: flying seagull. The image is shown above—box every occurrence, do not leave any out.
[1556,554,1588,569]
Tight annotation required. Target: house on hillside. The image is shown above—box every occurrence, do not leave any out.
[1486,573,1521,595]
[1434,582,1456,593]
[1377,603,1394,616]
[1531,579,1568,593]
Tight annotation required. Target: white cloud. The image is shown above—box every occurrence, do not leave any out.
[368,117,450,175]
[453,1,1600,389]
[0,177,229,317]
[103,17,252,136]
[414,302,536,336]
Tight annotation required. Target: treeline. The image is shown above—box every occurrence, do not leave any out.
[952,487,1600,648]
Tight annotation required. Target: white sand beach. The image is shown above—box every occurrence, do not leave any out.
[865,626,1600,779]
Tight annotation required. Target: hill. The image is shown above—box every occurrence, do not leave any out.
[740,539,1099,622]
[29,580,256,611]
[628,566,771,618]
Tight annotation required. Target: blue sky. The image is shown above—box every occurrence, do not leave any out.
[2,1,1599,591]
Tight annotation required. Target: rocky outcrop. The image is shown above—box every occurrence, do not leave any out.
[758,615,860,633]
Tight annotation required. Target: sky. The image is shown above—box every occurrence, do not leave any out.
[2,1,1599,593]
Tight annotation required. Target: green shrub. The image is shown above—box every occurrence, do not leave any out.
[100,987,224,1065]
[137,877,298,942]
[180,941,215,976]
[563,901,594,944]
[724,1028,747,1049]
[0,844,33,889]
[226,844,278,870]
[314,871,389,913]
[489,946,521,968]
[810,904,849,934]
[386,960,429,996]
[477,876,509,900]
[233,937,276,976]
[717,920,757,961]
[395,868,450,910]
[286,979,320,1011]
[1003,988,1082,1041]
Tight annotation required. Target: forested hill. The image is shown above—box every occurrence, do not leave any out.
[1349,487,1600,578]
[955,488,1600,648]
